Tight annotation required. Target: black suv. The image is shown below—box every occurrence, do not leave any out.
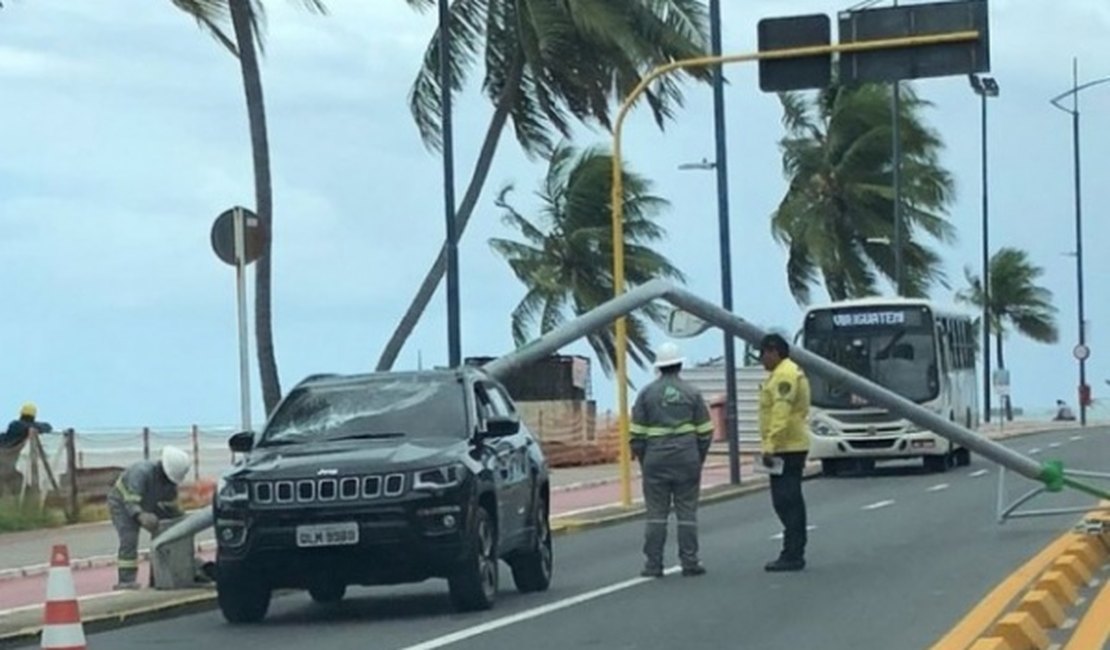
[212,368,553,623]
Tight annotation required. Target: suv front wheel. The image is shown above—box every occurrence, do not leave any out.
[217,565,272,624]
[448,506,498,612]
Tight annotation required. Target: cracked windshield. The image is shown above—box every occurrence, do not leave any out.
[2,1,1107,649]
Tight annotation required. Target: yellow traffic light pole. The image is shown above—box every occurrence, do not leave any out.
[611,30,981,507]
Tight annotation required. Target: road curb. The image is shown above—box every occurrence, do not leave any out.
[0,590,219,648]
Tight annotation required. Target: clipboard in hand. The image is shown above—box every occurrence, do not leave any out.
[753,454,785,476]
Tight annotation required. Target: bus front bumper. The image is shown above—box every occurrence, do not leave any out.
[808,431,950,460]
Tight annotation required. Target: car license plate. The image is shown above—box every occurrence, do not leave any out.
[295,522,359,548]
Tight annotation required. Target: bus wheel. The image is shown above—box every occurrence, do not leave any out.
[924,454,949,473]
[954,447,972,467]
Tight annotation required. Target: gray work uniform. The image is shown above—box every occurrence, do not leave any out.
[630,374,714,571]
[107,461,183,584]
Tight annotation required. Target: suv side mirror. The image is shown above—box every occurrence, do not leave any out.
[229,431,255,453]
[483,415,520,438]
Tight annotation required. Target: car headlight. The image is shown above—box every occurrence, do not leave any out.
[217,476,249,504]
[810,420,836,437]
[413,464,465,491]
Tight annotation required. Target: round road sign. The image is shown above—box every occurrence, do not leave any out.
[211,207,263,267]
[1074,344,1091,361]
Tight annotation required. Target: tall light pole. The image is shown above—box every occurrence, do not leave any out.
[677,156,740,485]
[438,0,461,367]
[969,74,998,423]
[1050,60,1110,427]
[710,0,740,485]
[890,0,904,296]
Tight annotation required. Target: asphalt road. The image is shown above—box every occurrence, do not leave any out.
[66,426,1110,650]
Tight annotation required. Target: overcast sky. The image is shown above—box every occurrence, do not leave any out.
[1,0,1107,430]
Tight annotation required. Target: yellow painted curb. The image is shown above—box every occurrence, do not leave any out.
[1052,554,1093,587]
[928,532,1079,649]
[967,639,1008,650]
[1015,589,1066,630]
[991,611,1050,650]
[1063,573,1110,650]
[1036,570,1079,607]
[1064,539,1104,569]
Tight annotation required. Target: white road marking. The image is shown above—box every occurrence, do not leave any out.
[1049,442,1062,449]
[927,483,950,492]
[862,500,895,511]
[770,525,818,540]
[1029,448,1042,455]
[397,567,682,650]
[1071,435,1084,441]
[0,591,126,618]
[970,469,989,478]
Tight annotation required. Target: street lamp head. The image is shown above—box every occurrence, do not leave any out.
[969,74,999,97]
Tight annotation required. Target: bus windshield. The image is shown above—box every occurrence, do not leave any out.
[803,305,939,409]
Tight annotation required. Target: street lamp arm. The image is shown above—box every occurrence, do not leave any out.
[1050,75,1110,113]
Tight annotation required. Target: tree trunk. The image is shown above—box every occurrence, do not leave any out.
[375,58,524,371]
[230,0,281,414]
[995,332,1012,422]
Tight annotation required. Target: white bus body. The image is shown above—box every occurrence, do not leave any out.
[799,297,979,475]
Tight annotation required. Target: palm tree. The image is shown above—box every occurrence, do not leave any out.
[172,0,326,415]
[377,0,711,371]
[772,82,957,304]
[958,247,1059,420]
[488,142,684,376]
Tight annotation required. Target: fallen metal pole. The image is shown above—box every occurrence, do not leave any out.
[662,288,1049,482]
[487,281,1107,497]
[151,508,213,553]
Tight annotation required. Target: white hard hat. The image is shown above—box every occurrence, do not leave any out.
[653,341,685,369]
[161,446,191,485]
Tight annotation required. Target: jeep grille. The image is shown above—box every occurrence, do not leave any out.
[251,473,407,505]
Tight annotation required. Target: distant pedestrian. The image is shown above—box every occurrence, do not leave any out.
[0,403,53,497]
[1053,399,1076,421]
[758,334,811,572]
[107,447,191,589]
[630,341,714,578]
[2,403,53,447]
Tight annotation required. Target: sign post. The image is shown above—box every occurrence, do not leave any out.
[233,208,251,433]
[211,206,262,434]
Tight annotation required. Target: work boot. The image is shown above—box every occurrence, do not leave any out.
[640,566,664,579]
[681,564,707,577]
[764,557,805,572]
[113,581,140,591]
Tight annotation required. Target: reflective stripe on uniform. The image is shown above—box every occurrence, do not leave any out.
[630,421,713,437]
[117,559,139,568]
[114,477,141,503]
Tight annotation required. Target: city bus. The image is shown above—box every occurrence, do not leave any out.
[798,298,979,476]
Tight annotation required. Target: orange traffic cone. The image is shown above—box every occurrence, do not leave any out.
[40,544,86,650]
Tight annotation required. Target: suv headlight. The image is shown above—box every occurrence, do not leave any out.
[413,464,465,491]
[217,476,249,504]
[810,419,836,437]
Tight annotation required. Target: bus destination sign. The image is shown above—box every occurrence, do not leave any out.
[807,306,928,332]
[832,310,906,327]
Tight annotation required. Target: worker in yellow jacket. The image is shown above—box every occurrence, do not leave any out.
[758,333,811,572]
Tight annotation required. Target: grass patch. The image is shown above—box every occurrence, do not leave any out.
[0,498,66,533]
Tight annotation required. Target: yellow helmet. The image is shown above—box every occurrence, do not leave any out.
[19,403,36,418]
